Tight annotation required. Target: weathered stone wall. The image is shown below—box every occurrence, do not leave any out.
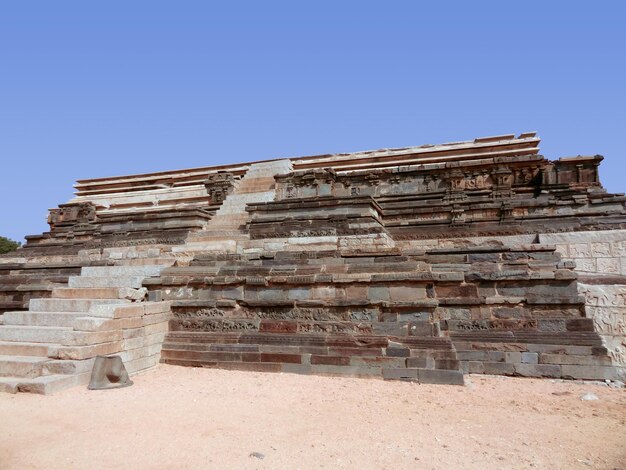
[541,230,626,366]
[541,230,626,276]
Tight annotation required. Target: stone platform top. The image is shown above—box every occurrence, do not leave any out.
[72,132,541,198]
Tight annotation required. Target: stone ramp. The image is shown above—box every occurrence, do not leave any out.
[0,264,172,394]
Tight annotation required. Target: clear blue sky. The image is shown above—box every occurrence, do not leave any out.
[1,1,624,243]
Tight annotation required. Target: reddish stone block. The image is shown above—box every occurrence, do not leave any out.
[435,284,479,298]
[259,320,297,333]
[260,353,302,364]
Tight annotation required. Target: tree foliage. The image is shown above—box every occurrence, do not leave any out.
[0,236,21,254]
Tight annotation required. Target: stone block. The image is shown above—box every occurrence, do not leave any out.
[539,353,612,366]
[467,361,485,374]
[560,365,620,380]
[0,326,70,344]
[483,362,515,375]
[389,286,426,302]
[486,351,505,362]
[597,258,620,274]
[56,340,124,360]
[521,352,539,364]
[569,243,591,258]
[367,286,389,302]
[417,368,465,385]
[504,351,522,363]
[406,357,428,368]
[457,351,488,361]
[310,364,381,377]
[590,242,611,257]
[385,347,410,358]
[514,364,561,378]
[310,355,350,366]
[434,359,460,370]
[382,368,418,380]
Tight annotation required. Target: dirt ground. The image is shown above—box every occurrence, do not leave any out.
[0,365,624,470]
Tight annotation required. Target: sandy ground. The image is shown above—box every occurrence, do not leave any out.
[0,365,624,470]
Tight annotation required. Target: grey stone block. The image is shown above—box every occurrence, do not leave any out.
[382,368,418,380]
[417,368,465,385]
[514,364,561,378]
[560,365,620,381]
[467,361,485,374]
[483,362,515,375]
[521,352,539,364]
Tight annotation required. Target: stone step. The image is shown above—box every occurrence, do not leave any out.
[382,367,465,385]
[0,371,92,395]
[120,258,176,266]
[0,341,59,357]
[43,357,96,375]
[187,230,248,239]
[81,265,165,277]
[187,233,250,242]
[0,355,51,378]
[0,325,71,343]
[172,240,238,253]
[30,298,130,312]
[3,311,85,327]
[55,340,124,360]
[51,287,142,299]
[68,276,146,288]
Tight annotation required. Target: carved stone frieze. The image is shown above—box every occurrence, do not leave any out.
[47,202,97,230]
[204,172,235,204]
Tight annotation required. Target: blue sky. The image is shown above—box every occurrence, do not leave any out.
[1,1,624,242]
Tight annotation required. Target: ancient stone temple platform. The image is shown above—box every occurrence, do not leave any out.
[1,132,625,393]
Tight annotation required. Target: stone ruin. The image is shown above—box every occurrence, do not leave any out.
[1,132,625,393]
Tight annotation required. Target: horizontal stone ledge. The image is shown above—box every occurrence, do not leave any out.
[449,332,603,346]
[170,300,218,308]
[164,331,396,348]
[438,298,484,306]
[13,284,57,292]
[372,272,464,282]
[426,246,512,255]
[239,300,297,308]
[484,296,526,305]
[578,275,626,285]
[525,294,586,305]
[509,244,557,252]
[465,271,534,281]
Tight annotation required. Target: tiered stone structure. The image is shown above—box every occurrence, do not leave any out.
[1,132,624,393]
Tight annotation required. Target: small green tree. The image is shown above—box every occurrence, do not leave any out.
[0,236,21,254]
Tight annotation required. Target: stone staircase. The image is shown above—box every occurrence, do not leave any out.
[175,159,293,254]
[0,263,172,394]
